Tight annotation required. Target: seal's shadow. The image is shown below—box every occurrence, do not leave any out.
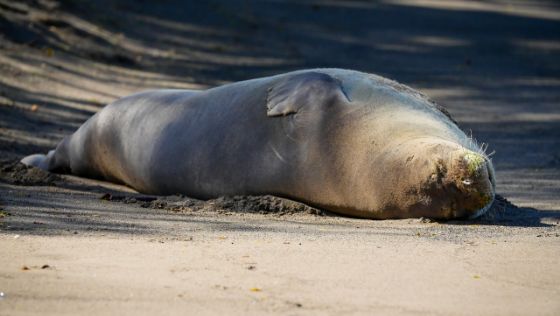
[442,195,559,228]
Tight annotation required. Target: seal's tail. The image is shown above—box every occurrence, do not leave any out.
[20,137,71,173]
[21,150,55,171]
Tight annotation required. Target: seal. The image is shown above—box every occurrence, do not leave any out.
[21,69,496,219]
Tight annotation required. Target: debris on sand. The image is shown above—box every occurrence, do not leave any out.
[100,193,326,217]
[0,161,60,186]
[208,195,325,216]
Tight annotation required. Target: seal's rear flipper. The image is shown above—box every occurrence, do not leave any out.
[21,136,72,173]
[21,150,55,171]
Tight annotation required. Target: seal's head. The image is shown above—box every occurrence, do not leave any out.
[372,138,496,219]
[264,69,496,219]
[330,71,496,219]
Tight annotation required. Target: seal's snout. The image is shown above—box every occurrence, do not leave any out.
[446,150,495,218]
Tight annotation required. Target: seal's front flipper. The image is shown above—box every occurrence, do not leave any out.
[266,72,350,117]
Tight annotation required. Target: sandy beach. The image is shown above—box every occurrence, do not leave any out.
[1,0,559,314]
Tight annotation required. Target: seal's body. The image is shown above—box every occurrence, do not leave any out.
[22,69,495,219]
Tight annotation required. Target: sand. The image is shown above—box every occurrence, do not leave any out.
[1,0,559,315]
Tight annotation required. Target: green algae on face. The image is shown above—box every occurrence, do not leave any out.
[464,152,485,175]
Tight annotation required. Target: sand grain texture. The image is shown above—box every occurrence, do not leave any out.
[1,0,559,315]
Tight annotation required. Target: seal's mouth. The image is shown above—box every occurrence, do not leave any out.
[468,191,495,219]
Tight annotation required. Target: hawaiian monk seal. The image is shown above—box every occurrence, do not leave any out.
[22,69,496,219]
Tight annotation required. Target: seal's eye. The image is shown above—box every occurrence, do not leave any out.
[462,179,472,185]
